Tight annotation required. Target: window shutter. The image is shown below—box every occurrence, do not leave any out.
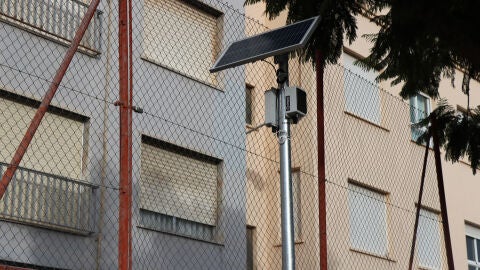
[343,54,381,124]
[348,183,388,256]
[143,0,219,84]
[140,143,218,226]
[417,208,442,269]
[0,98,85,180]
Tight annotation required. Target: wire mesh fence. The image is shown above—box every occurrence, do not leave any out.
[0,0,451,269]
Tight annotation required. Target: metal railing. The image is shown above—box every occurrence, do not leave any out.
[0,0,101,54]
[0,162,98,235]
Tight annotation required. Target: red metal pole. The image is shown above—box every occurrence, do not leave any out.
[431,119,455,270]
[0,0,101,199]
[315,50,328,270]
[118,0,133,267]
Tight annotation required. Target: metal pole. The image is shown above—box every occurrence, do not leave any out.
[408,135,431,270]
[431,119,455,270]
[275,54,295,270]
[0,0,101,199]
[315,50,328,270]
[118,0,133,267]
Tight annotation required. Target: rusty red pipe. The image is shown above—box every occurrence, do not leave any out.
[316,50,328,270]
[118,0,133,268]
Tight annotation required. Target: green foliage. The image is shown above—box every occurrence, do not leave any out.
[414,99,454,146]
[415,100,480,174]
[362,0,480,98]
[245,0,480,174]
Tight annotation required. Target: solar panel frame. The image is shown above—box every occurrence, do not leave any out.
[210,16,320,73]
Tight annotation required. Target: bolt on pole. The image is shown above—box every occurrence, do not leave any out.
[275,54,296,270]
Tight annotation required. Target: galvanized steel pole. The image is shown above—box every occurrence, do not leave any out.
[275,54,296,270]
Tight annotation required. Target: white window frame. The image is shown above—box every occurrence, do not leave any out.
[348,182,390,257]
[417,208,442,270]
[410,92,431,142]
[466,224,480,269]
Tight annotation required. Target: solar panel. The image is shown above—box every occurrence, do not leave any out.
[210,16,320,73]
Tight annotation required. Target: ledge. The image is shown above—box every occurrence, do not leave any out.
[344,111,390,132]
[349,248,396,263]
[140,56,223,93]
[273,240,305,247]
[137,225,225,247]
[0,15,101,58]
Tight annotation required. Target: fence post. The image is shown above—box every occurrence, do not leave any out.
[118,0,133,268]
[408,135,431,270]
[431,119,455,270]
[315,50,328,270]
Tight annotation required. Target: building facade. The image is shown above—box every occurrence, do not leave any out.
[244,3,480,270]
[0,0,479,269]
[0,0,250,269]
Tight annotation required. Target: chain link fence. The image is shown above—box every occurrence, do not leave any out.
[0,0,449,269]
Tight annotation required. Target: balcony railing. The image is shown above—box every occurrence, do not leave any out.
[0,0,102,55]
[0,162,98,235]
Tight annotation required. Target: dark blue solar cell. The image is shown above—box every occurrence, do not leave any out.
[210,16,320,73]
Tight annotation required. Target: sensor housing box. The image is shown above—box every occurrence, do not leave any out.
[285,86,307,122]
[264,88,278,128]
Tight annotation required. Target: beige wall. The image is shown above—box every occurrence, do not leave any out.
[245,7,480,270]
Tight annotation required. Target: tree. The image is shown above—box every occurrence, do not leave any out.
[361,0,480,174]
[244,0,480,173]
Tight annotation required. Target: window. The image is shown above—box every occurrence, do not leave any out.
[140,136,221,241]
[143,0,221,85]
[246,85,254,125]
[417,208,442,269]
[0,93,87,180]
[0,0,101,53]
[348,183,389,256]
[466,224,480,270]
[410,93,431,141]
[343,53,381,124]
[292,170,302,241]
[0,92,92,233]
[246,226,256,270]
